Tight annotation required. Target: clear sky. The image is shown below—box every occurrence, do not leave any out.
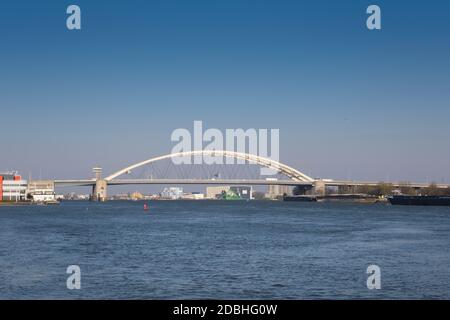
[1,0,449,187]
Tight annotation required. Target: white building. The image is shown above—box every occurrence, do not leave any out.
[160,187,183,200]
[0,172,27,202]
[1,180,28,201]
[27,180,56,203]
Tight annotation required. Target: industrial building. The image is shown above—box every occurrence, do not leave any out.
[206,185,253,200]
[206,186,230,199]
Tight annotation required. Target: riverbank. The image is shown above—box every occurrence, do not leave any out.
[0,200,59,206]
[0,201,32,206]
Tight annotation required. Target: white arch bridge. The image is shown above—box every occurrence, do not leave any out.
[54,150,450,201]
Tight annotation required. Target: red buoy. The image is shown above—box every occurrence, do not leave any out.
[144,203,149,211]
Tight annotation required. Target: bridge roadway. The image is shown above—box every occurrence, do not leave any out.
[54,179,313,187]
[54,179,450,189]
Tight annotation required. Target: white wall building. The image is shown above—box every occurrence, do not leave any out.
[1,180,28,201]
[27,180,56,203]
[160,187,183,200]
[0,172,27,202]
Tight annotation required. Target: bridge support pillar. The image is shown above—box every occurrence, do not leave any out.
[312,180,326,196]
[91,167,107,201]
[92,179,108,201]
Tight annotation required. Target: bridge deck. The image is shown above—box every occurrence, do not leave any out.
[53,179,450,189]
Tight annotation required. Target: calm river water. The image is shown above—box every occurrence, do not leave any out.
[0,200,449,299]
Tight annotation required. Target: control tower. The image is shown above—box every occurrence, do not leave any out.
[92,166,107,201]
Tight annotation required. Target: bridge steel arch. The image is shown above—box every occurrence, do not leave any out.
[104,150,314,182]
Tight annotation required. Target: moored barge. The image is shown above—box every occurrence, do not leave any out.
[388,195,450,206]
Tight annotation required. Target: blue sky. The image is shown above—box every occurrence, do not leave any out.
[1,0,449,186]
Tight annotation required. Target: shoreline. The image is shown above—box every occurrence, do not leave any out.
[0,201,32,206]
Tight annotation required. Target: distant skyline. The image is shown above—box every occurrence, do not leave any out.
[1,0,450,187]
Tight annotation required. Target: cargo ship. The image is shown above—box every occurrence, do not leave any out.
[283,194,384,203]
[388,195,450,206]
